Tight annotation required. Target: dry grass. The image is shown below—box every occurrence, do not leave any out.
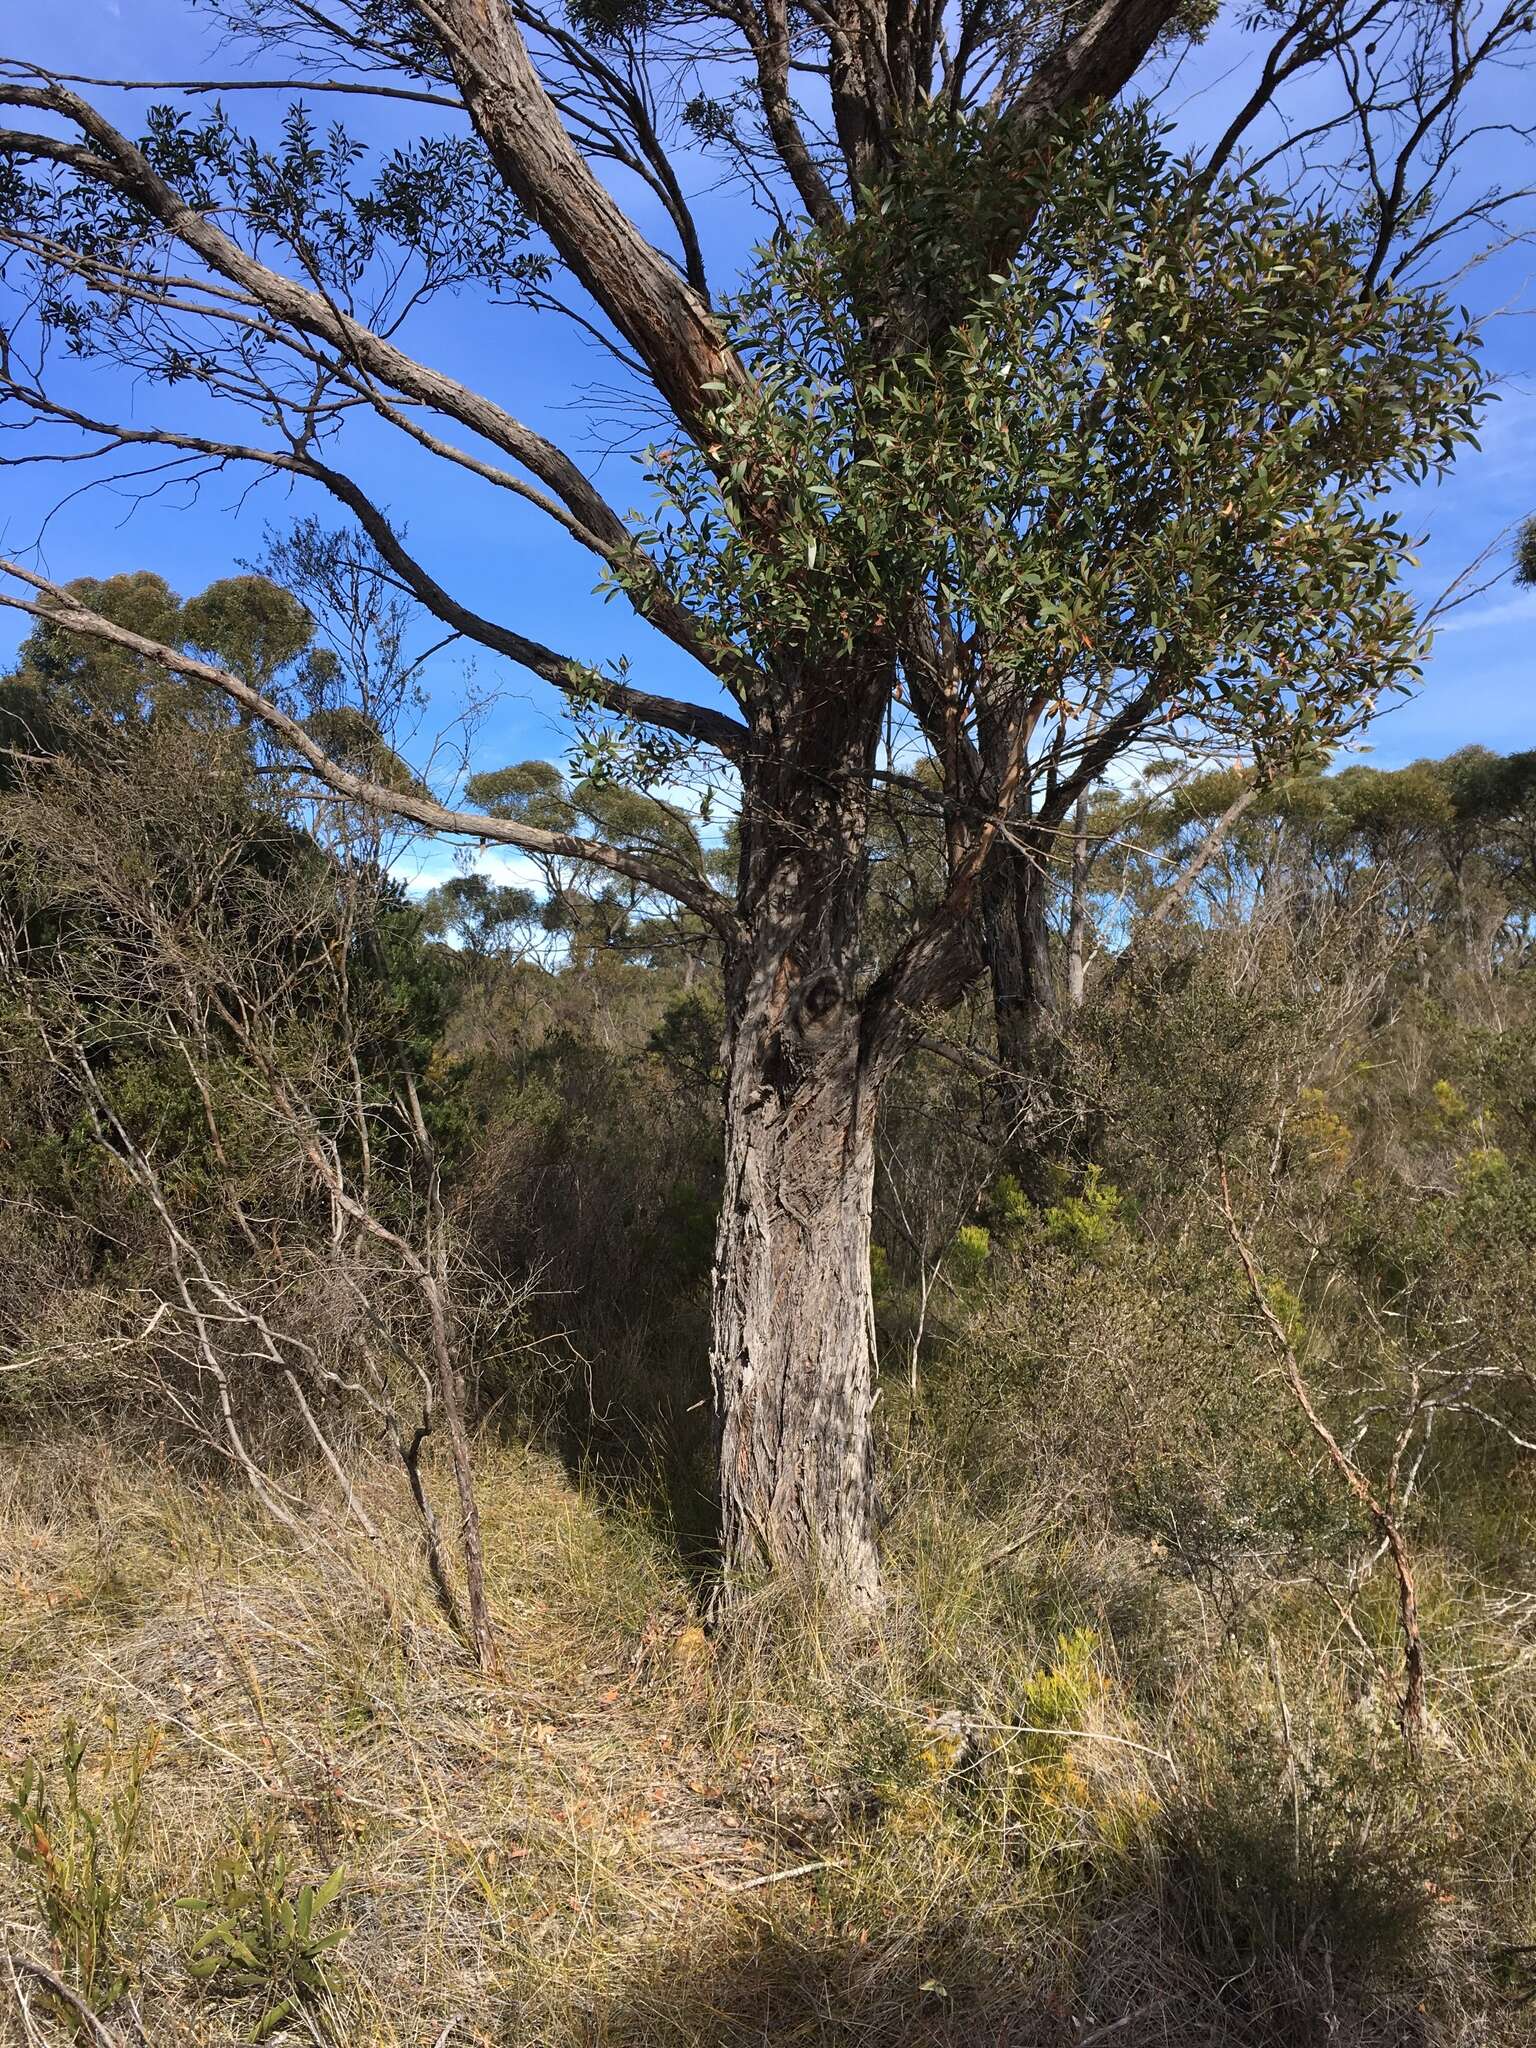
[3,1435,1535,2047]
[0,1437,766,2045]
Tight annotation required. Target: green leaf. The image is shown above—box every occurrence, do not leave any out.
[253,1997,299,2041]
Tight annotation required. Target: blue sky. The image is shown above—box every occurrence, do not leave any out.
[2,0,1531,869]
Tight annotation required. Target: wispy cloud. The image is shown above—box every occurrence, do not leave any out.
[1436,587,1536,635]
[392,844,545,897]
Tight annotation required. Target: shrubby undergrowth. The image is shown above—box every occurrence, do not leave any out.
[5,577,1536,2041]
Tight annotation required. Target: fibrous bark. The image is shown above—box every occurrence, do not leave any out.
[713,1003,882,1605]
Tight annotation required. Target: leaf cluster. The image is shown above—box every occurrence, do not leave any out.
[4,1720,159,2020]
[629,105,1482,762]
[177,1826,348,2042]
[2,95,545,361]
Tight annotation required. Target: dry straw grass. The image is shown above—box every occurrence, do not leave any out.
[3,1434,1534,2046]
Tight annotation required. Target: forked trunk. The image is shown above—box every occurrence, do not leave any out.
[711,982,883,1610]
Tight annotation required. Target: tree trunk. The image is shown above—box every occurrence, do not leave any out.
[711,985,883,1610]
[708,692,890,1611]
[980,839,1057,1081]
[1066,793,1091,1009]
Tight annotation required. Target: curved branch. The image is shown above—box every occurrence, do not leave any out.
[735,0,848,234]
[0,217,739,686]
[1001,0,1189,140]
[1195,0,1394,194]
[0,388,750,755]
[515,4,711,295]
[0,561,742,940]
[0,80,652,554]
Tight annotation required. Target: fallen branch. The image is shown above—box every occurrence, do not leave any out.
[4,1951,126,2048]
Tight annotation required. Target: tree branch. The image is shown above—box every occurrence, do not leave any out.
[0,388,750,755]
[413,0,745,431]
[0,561,741,939]
[0,78,662,553]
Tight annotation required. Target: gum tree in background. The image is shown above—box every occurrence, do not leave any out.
[1,570,508,1665]
[0,0,1528,1605]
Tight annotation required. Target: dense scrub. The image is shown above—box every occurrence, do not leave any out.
[5,583,1536,2041]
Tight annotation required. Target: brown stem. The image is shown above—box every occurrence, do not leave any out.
[1218,1161,1425,1746]
[402,1068,497,1673]
[395,1418,469,1642]
[5,1952,125,2048]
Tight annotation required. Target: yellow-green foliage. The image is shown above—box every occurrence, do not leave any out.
[1011,1628,1109,1819]
[1044,1165,1123,1256]
[1456,1143,1510,1191]
[1289,1086,1354,1171]
[1261,1277,1306,1348]
[984,1171,1032,1230]
[1431,1076,1471,1126]
[946,1222,992,1283]
[869,1239,891,1300]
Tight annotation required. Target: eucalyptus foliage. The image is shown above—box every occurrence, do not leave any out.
[630,109,1483,767]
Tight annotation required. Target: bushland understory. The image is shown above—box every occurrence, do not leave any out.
[6,694,1536,2045]
[5,1416,1536,2048]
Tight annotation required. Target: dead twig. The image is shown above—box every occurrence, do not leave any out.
[1218,1160,1426,1746]
[730,1859,836,1892]
[4,1951,126,2048]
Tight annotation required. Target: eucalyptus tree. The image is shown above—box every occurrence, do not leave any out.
[0,0,1525,1605]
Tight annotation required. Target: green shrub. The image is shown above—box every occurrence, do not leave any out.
[946,1223,992,1285]
[4,1718,159,2021]
[177,1822,350,2042]
[1043,1165,1123,1257]
[1160,1689,1445,1974]
[983,1171,1031,1230]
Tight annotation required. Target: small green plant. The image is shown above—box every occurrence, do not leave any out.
[1431,1076,1471,1127]
[1044,1165,1123,1257]
[1288,1087,1354,1171]
[1456,1142,1510,1192]
[983,1171,1031,1231]
[177,1823,349,2041]
[946,1223,992,1285]
[1260,1277,1306,1348]
[870,1239,892,1302]
[4,1717,159,2022]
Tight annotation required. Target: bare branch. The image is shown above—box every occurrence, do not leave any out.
[0,560,741,938]
[0,385,751,752]
[1219,1161,1426,1745]
[0,78,660,550]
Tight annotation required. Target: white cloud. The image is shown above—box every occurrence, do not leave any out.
[1436,587,1536,635]
[392,843,545,898]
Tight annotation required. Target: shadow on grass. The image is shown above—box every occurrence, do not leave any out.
[564,1919,1061,2048]
[552,1876,1460,2048]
